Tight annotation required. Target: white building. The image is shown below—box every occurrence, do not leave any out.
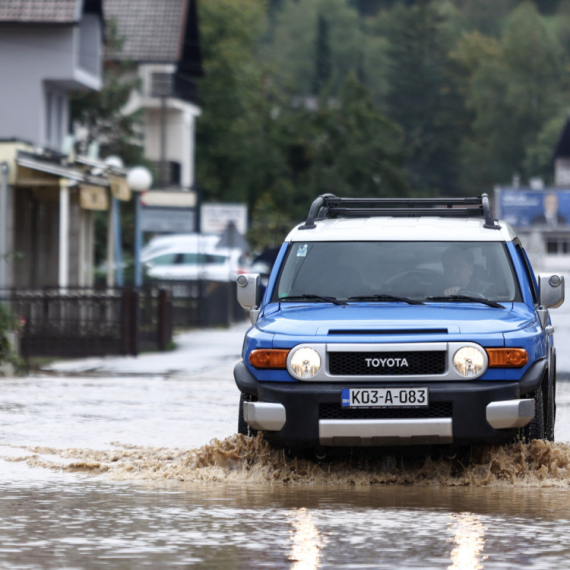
[104,0,203,190]
[0,0,119,289]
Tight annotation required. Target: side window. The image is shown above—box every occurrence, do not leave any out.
[515,244,538,304]
[148,253,178,266]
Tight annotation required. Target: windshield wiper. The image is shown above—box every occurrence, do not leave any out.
[280,294,347,306]
[348,294,424,305]
[426,295,505,309]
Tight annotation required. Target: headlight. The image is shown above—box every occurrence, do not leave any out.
[289,347,321,379]
[453,346,486,378]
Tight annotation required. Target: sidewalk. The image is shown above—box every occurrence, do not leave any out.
[42,322,250,376]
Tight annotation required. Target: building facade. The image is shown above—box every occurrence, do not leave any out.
[104,0,203,190]
[0,0,127,289]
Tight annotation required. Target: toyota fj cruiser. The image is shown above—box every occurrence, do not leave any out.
[234,194,564,450]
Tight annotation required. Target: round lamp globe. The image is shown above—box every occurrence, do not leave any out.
[127,167,153,192]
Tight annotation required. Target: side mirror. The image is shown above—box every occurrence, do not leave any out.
[538,274,565,309]
[236,274,261,323]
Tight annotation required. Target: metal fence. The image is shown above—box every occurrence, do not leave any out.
[0,287,172,359]
[149,279,245,328]
[0,280,245,360]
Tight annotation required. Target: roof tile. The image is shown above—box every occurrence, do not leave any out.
[0,0,79,23]
[104,0,186,62]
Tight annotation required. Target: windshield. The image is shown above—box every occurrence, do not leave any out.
[273,241,522,303]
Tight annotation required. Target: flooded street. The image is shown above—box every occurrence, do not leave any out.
[2,319,570,567]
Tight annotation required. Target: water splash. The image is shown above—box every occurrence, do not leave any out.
[6,435,570,486]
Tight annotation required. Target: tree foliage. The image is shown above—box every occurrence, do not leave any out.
[197,0,408,244]
[195,0,570,243]
[385,2,465,194]
[70,19,145,165]
[454,2,570,190]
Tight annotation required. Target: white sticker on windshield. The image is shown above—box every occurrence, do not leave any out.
[297,244,308,257]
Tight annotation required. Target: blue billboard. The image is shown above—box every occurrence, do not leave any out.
[496,189,570,228]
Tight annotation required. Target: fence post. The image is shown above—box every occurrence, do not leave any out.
[130,290,140,356]
[157,289,169,351]
[22,317,31,362]
[121,290,131,355]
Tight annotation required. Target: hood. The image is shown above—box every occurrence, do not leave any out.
[258,302,536,337]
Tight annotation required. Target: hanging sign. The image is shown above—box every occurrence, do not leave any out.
[110,176,131,201]
[80,185,109,211]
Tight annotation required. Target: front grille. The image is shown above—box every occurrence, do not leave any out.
[328,351,446,376]
[319,402,453,420]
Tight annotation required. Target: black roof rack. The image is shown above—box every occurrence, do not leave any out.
[299,193,501,230]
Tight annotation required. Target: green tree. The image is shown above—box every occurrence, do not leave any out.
[385,1,465,194]
[196,0,272,205]
[70,18,145,165]
[457,2,569,190]
[266,75,408,220]
[263,0,364,96]
[313,14,333,94]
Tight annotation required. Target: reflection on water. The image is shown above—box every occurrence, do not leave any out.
[288,508,326,570]
[448,513,487,570]
[0,483,570,569]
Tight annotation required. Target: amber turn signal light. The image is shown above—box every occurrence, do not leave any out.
[486,348,529,368]
[249,349,290,369]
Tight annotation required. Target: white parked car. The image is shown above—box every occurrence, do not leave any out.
[141,234,221,263]
[142,235,249,282]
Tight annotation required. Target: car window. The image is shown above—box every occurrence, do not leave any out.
[148,253,180,266]
[179,253,228,265]
[204,254,227,265]
[515,244,538,304]
[274,241,522,302]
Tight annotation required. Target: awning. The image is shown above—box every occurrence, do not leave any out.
[16,155,85,182]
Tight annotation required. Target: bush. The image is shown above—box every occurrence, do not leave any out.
[0,303,23,371]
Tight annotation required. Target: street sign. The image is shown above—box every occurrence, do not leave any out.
[201,203,247,235]
[139,206,195,233]
[142,190,196,208]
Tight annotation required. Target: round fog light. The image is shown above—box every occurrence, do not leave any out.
[290,347,321,379]
[453,346,485,378]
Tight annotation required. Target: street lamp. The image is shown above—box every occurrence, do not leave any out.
[127,167,153,287]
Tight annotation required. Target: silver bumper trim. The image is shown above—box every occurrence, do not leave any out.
[486,399,534,429]
[243,402,286,432]
[319,418,453,446]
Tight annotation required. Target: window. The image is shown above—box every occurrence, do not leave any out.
[148,253,180,266]
[151,72,173,97]
[180,253,227,265]
[56,95,64,147]
[45,91,52,144]
[274,241,522,303]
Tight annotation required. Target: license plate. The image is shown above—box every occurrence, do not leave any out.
[341,387,429,408]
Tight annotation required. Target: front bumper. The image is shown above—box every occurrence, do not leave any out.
[234,359,546,448]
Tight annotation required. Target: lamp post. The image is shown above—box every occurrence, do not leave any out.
[127,167,153,288]
[104,156,125,287]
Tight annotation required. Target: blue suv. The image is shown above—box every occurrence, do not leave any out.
[234,194,564,450]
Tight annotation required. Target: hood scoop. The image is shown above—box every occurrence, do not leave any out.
[328,329,448,335]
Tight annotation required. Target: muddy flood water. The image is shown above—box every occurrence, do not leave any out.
[3,323,570,568]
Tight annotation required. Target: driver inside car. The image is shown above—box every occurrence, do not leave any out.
[442,246,485,296]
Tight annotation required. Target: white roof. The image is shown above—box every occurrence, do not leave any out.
[286,217,517,243]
